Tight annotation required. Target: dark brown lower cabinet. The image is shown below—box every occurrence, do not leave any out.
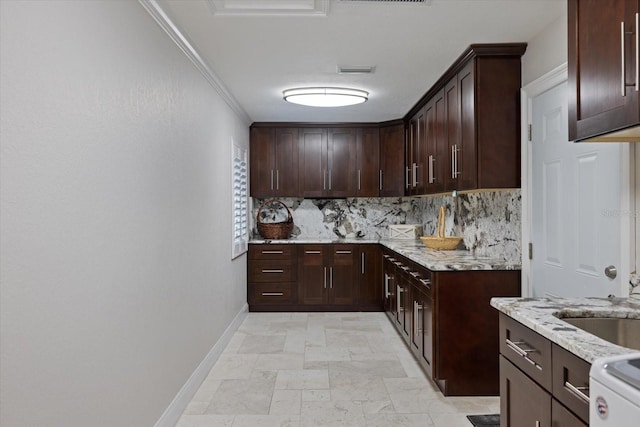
[498,314,590,426]
[358,244,383,310]
[298,244,357,307]
[500,355,551,427]
[383,249,520,396]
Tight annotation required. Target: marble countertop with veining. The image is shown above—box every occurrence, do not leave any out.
[490,297,640,363]
[250,237,521,271]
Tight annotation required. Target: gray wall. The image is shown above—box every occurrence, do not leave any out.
[522,1,568,86]
[0,1,248,426]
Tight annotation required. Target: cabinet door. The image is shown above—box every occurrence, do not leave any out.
[379,124,405,197]
[407,109,426,195]
[444,76,460,190]
[250,127,275,198]
[569,0,640,141]
[425,92,446,194]
[395,271,412,342]
[358,245,382,309]
[458,61,477,190]
[382,254,397,320]
[327,128,357,197]
[329,245,358,305]
[356,128,380,197]
[298,245,327,305]
[274,128,299,197]
[551,399,587,427]
[500,356,551,427]
[410,284,423,358]
[298,128,328,198]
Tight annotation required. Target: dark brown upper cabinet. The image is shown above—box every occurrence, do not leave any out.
[406,107,426,195]
[250,127,299,198]
[569,0,640,141]
[298,127,357,198]
[356,127,380,197]
[407,43,526,193]
[424,89,446,194]
[379,122,405,197]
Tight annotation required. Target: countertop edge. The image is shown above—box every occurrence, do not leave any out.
[490,297,640,363]
[250,238,522,272]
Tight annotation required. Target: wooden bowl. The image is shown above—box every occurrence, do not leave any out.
[420,236,463,250]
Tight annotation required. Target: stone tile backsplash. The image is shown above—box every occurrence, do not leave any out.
[253,190,521,262]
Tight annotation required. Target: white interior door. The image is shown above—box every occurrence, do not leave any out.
[531,82,621,297]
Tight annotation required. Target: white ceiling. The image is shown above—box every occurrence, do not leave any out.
[159,0,565,123]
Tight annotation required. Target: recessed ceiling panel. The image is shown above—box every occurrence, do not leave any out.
[207,0,330,16]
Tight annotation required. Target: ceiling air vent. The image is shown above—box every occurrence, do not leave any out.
[337,65,376,74]
[340,0,431,3]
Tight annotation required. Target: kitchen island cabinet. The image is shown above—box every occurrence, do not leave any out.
[568,0,640,141]
[491,297,640,427]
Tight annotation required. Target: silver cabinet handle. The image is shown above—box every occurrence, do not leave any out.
[451,145,455,179]
[357,169,361,191]
[409,271,420,278]
[452,144,460,178]
[328,169,332,190]
[623,21,627,96]
[405,166,411,189]
[335,250,352,255]
[419,278,431,287]
[330,267,333,288]
[276,169,279,190]
[262,269,284,273]
[361,252,365,275]
[270,170,274,190]
[415,302,423,334]
[305,250,321,254]
[397,285,402,312]
[428,154,435,184]
[412,163,418,187]
[324,267,327,289]
[564,381,590,404]
[262,250,284,254]
[323,169,327,190]
[261,292,284,296]
[505,338,542,371]
[384,273,390,298]
[379,170,383,191]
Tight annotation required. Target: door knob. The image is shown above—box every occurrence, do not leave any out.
[604,265,617,280]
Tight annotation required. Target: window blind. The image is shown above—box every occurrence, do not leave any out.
[232,142,248,259]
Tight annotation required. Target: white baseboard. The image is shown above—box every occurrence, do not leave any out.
[153,303,249,427]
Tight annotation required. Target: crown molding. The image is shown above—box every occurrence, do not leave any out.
[138,0,252,125]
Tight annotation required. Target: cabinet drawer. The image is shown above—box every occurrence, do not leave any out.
[499,314,552,391]
[552,344,590,423]
[249,244,295,260]
[249,261,296,282]
[248,282,293,305]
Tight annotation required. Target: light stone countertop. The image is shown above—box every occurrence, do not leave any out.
[249,237,521,271]
[490,297,640,363]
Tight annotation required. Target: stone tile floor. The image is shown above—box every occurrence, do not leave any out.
[176,312,499,427]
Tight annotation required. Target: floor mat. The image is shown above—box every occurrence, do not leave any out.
[466,414,500,426]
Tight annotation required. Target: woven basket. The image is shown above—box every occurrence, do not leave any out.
[420,206,462,250]
[256,199,294,240]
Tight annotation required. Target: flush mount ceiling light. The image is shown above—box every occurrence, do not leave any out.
[283,87,369,107]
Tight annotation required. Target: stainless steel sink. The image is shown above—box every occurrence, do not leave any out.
[558,317,640,350]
